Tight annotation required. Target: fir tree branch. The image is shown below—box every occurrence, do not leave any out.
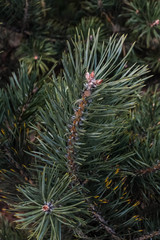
[134,230,160,240]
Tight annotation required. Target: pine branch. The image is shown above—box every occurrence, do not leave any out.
[67,71,102,175]
[18,85,39,122]
[66,71,121,239]
[3,147,33,185]
[134,230,160,240]
[123,0,160,48]
[32,30,150,239]
[136,162,160,176]
[14,167,87,240]
[89,203,121,240]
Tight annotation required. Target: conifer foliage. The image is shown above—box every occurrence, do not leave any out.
[2,28,160,240]
[1,1,160,240]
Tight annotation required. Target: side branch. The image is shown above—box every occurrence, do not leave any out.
[66,72,120,239]
[134,230,160,240]
[136,162,160,176]
[89,203,121,240]
[66,71,102,174]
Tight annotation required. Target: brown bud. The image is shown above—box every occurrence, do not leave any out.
[84,90,91,97]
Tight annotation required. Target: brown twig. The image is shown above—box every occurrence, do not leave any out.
[89,203,122,240]
[22,0,29,32]
[136,162,160,176]
[98,0,119,33]
[134,230,160,240]
[102,11,115,29]
[18,85,39,122]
